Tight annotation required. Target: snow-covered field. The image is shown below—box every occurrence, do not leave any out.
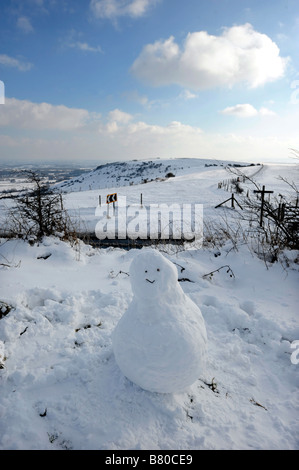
[55,159,296,237]
[0,158,298,450]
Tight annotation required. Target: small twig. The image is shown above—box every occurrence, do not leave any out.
[75,322,102,332]
[178,278,194,283]
[202,377,219,394]
[0,252,21,269]
[20,326,28,336]
[250,398,267,411]
[109,270,130,278]
[173,262,186,273]
[0,301,15,319]
[37,253,52,260]
[202,265,235,280]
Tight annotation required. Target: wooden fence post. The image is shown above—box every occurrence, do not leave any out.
[253,186,274,227]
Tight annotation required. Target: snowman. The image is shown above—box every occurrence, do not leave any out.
[112,249,207,393]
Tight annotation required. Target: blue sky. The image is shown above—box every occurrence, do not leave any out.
[0,0,298,164]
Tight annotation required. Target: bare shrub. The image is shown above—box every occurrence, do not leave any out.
[208,165,299,266]
[5,171,77,244]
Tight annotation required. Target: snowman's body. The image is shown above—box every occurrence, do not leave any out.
[112,250,207,393]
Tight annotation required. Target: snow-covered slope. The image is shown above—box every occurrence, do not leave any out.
[54,158,255,192]
[0,159,298,450]
[0,237,298,450]
[61,161,298,236]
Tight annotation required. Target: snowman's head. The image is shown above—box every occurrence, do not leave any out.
[130,249,179,301]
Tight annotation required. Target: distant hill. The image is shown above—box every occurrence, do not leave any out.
[54,158,254,192]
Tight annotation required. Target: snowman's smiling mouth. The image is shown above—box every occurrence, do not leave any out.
[146,279,155,284]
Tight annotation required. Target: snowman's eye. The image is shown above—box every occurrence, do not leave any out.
[157,268,160,272]
[145,270,148,273]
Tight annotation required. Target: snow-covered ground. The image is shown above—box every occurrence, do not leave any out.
[0,158,298,450]
[54,158,252,193]
[58,160,298,237]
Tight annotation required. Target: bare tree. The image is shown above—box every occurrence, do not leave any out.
[7,171,74,242]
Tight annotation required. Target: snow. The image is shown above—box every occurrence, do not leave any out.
[112,250,207,393]
[0,158,298,450]
[59,161,299,236]
[53,158,245,193]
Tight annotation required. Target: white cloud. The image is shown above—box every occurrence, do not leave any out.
[221,104,258,117]
[259,107,277,116]
[90,0,159,19]
[108,108,133,123]
[179,89,198,100]
[97,107,203,142]
[131,23,289,90]
[62,30,103,53]
[0,54,32,71]
[106,121,119,133]
[1,108,298,164]
[2,126,296,164]
[93,112,296,163]
[99,111,203,153]
[1,100,296,164]
[0,98,99,130]
[105,108,134,133]
[127,120,203,137]
[101,109,203,138]
[69,41,103,53]
[17,16,34,33]
[220,103,277,118]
